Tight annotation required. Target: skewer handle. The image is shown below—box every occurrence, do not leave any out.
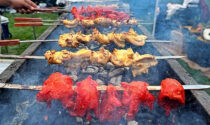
[15,17,42,22]
[0,39,20,46]
[15,22,44,27]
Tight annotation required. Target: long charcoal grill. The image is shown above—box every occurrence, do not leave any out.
[0,1,210,125]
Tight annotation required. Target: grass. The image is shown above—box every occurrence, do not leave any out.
[177,59,210,95]
[1,13,58,55]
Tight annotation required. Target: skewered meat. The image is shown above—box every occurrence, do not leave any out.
[70,76,100,120]
[81,19,95,28]
[158,78,185,116]
[121,81,155,120]
[94,17,112,26]
[110,48,134,67]
[112,32,126,48]
[36,72,74,109]
[131,53,158,77]
[58,33,80,48]
[90,47,111,65]
[44,50,71,64]
[92,28,111,44]
[76,32,92,43]
[99,84,123,122]
[44,48,158,77]
[124,28,147,46]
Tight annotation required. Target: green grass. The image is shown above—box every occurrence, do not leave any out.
[177,59,210,95]
[1,13,58,55]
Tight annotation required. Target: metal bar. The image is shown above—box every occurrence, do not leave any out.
[152,0,159,36]
[0,82,209,91]
[20,39,58,43]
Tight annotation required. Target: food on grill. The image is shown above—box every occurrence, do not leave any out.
[99,84,123,122]
[124,28,147,46]
[58,33,80,48]
[71,6,130,21]
[121,81,155,120]
[44,48,158,77]
[36,72,74,109]
[58,28,147,48]
[110,48,134,67]
[92,28,111,44]
[81,19,95,28]
[90,47,111,65]
[131,53,158,77]
[44,50,71,64]
[70,76,100,120]
[37,72,186,122]
[158,78,185,116]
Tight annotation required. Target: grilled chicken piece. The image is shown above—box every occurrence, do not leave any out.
[112,33,125,48]
[124,28,147,46]
[44,50,71,64]
[63,19,79,28]
[92,28,110,44]
[131,53,158,77]
[58,33,80,48]
[81,19,95,28]
[76,32,92,43]
[90,47,111,65]
[110,48,134,67]
[111,20,122,27]
[70,49,91,58]
[94,17,112,26]
[127,18,138,25]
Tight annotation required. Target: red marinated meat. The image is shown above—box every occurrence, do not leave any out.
[99,84,123,122]
[158,78,185,116]
[70,76,100,120]
[36,72,74,109]
[121,81,155,120]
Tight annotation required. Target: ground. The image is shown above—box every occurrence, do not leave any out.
[1,13,58,55]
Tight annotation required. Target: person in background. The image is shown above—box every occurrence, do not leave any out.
[0,0,37,13]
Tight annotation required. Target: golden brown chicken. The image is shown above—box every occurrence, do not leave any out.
[110,48,134,67]
[92,28,111,44]
[124,28,147,46]
[44,50,71,64]
[76,32,92,43]
[63,19,79,28]
[131,53,158,77]
[58,33,80,48]
[112,33,126,48]
[94,17,112,26]
[81,19,95,28]
[90,47,111,65]
[70,49,92,58]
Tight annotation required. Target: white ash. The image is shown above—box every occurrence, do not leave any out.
[96,79,105,85]
[104,62,115,70]
[98,70,108,78]
[128,120,138,125]
[82,66,99,74]
[110,75,122,86]
[108,68,125,77]
[70,74,78,81]
[76,117,83,123]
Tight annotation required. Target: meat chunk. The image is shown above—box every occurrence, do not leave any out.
[99,84,123,122]
[158,78,185,116]
[71,76,100,120]
[121,81,155,120]
[90,47,111,65]
[44,50,71,64]
[110,48,134,67]
[58,33,80,48]
[36,72,74,109]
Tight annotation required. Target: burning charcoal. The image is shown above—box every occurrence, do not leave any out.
[82,66,99,74]
[96,79,105,85]
[98,70,108,78]
[70,74,78,81]
[110,75,122,86]
[108,68,124,77]
[127,120,138,125]
[76,117,83,123]
[104,62,115,70]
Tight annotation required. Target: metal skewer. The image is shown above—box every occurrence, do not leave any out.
[0,54,185,60]
[0,83,209,91]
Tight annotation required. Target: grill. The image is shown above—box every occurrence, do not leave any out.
[0,0,210,125]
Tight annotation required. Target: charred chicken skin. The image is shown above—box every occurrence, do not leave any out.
[44,48,158,77]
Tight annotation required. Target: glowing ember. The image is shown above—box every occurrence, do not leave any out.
[158,78,185,116]
[121,81,155,120]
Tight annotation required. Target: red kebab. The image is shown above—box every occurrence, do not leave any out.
[71,6,130,21]
[158,78,185,116]
[37,72,186,122]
